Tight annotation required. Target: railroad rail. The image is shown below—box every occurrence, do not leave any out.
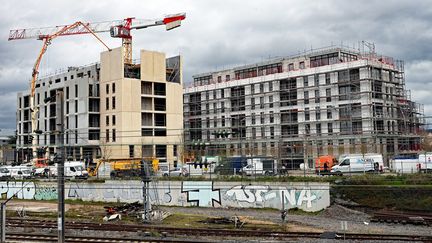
[5,218,432,242]
[6,232,201,243]
[372,210,432,225]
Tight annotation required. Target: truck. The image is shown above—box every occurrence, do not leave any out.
[331,153,384,175]
[240,157,277,176]
[315,155,338,174]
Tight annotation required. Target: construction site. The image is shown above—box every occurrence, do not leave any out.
[13,15,186,171]
[183,43,425,170]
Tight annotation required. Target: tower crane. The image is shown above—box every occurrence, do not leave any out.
[8,13,186,164]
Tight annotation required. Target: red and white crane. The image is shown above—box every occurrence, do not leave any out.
[8,13,186,163]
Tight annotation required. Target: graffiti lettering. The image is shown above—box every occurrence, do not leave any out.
[181,181,221,207]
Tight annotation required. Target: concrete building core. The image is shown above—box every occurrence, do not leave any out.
[183,46,424,169]
[16,47,184,166]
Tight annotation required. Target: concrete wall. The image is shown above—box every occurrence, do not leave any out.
[0,180,330,212]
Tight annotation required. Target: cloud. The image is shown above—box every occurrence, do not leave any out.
[0,0,431,130]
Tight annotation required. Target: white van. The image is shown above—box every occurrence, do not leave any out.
[49,161,88,179]
[7,166,33,179]
[0,167,11,179]
[331,154,384,174]
[418,153,432,172]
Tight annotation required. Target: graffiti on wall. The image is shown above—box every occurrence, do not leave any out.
[225,185,319,208]
[181,181,221,207]
[0,181,58,200]
[0,181,328,212]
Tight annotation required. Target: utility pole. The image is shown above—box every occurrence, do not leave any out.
[140,159,151,222]
[55,90,65,243]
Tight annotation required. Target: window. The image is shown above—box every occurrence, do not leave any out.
[305,124,310,135]
[112,83,116,93]
[270,126,274,139]
[260,112,265,124]
[303,77,308,87]
[106,84,109,94]
[75,85,78,97]
[305,108,310,121]
[252,127,257,139]
[304,91,309,104]
[269,82,273,91]
[261,127,265,137]
[213,116,217,127]
[326,88,331,102]
[316,123,322,135]
[299,61,305,69]
[316,107,321,120]
[221,101,225,112]
[325,73,331,85]
[205,91,209,100]
[251,113,256,125]
[251,97,255,110]
[106,116,109,126]
[173,145,178,157]
[129,145,134,158]
[106,129,109,142]
[314,74,319,86]
[66,102,69,114]
[315,90,320,103]
[156,145,167,157]
[221,116,225,127]
[288,63,294,71]
[105,98,109,110]
[251,84,255,94]
[328,123,333,135]
[112,129,116,142]
[112,97,116,109]
[221,89,224,98]
[226,75,230,81]
[269,111,274,123]
[112,115,116,125]
[75,100,78,113]
[327,106,333,119]
[269,95,273,108]
[217,76,222,83]
[260,97,264,109]
[213,91,216,99]
[260,83,264,93]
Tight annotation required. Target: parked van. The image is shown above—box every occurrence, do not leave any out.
[315,155,338,174]
[6,166,33,179]
[49,161,88,179]
[331,154,384,174]
[418,153,432,172]
[0,167,11,179]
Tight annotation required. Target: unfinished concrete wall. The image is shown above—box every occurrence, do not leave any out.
[0,180,330,212]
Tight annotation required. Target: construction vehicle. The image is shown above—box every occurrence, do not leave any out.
[86,158,159,179]
[8,13,186,165]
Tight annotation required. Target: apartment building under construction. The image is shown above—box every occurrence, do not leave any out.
[16,47,184,166]
[183,45,424,169]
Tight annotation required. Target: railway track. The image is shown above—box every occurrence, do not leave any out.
[372,210,432,225]
[5,218,432,242]
[6,232,200,243]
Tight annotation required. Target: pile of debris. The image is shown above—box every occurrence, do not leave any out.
[103,201,143,221]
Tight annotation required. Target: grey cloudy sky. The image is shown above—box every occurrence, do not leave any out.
[0,0,431,135]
